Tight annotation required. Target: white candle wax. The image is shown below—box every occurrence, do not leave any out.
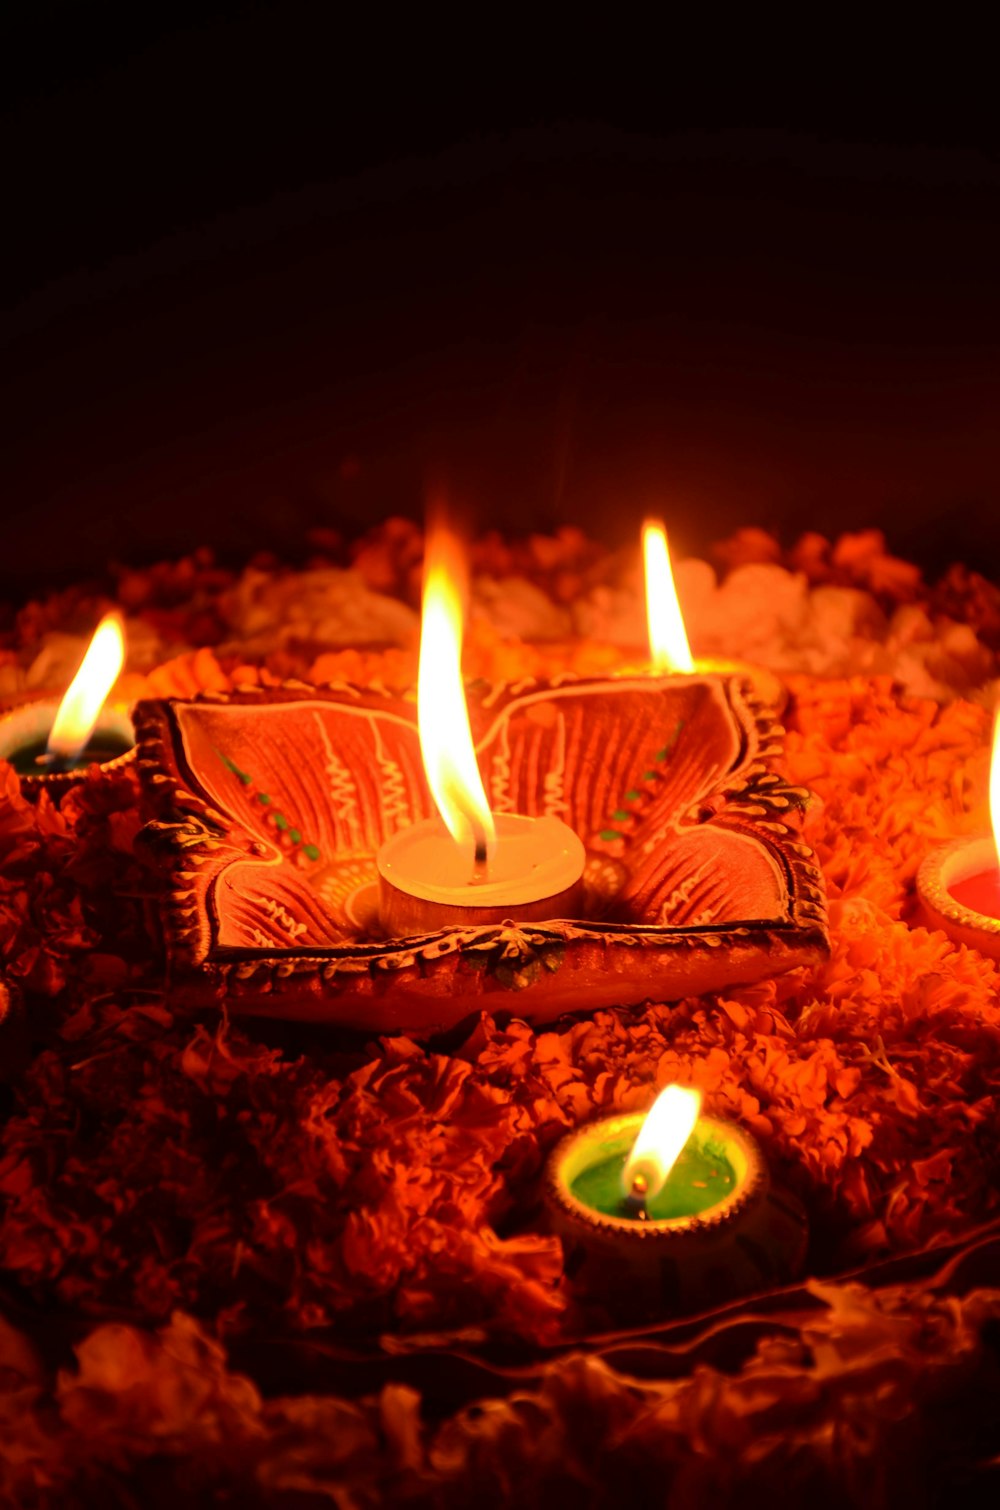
[376,812,585,935]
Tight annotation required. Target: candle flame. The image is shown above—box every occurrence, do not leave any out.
[991,711,1000,860]
[642,519,694,673]
[46,614,125,763]
[418,529,496,862]
[622,1084,702,1200]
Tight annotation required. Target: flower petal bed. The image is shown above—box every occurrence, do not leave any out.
[2,522,1000,1504]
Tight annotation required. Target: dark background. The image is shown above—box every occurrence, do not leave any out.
[4,6,1000,597]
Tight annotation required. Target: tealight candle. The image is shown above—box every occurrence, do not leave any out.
[375,525,585,936]
[0,615,134,796]
[642,520,787,712]
[917,714,1000,961]
[377,813,585,935]
[545,1085,807,1317]
[948,858,1000,920]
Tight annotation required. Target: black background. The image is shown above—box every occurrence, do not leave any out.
[4,6,1000,596]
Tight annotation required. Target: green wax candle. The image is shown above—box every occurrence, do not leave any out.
[5,736,133,777]
[0,700,136,784]
[570,1129,735,1221]
[546,1109,803,1317]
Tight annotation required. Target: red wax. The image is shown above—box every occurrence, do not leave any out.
[949,868,1000,921]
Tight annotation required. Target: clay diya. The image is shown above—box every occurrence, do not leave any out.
[642,519,787,712]
[917,712,1000,960]
[545,1084,807,1316]
[134,658,827,1035]
[132,508,825,1037]
[0,615,134,797]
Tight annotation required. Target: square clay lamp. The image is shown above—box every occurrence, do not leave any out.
[134,674,828,1036]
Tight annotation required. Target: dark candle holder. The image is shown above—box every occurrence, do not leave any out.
[0,699,135,799]
[544,1110,807,1316]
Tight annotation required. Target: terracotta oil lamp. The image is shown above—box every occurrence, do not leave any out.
[0,614,134,797]
[546,1084,807,1317]
[917,712,1000,960]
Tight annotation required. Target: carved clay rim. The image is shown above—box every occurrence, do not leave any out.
[0,697,136,795]
[694,657,787,716]
[132,672,829,974]
[544,1112,768,1242]
[916,834,1000,940]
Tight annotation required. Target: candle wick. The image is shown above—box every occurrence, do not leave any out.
[471,824,490,884]
[624,1171,649,1220]
[36,750,69,774]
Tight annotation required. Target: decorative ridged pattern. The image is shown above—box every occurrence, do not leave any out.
[132,673,829,1024]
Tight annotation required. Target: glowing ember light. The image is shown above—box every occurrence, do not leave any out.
[622,1084,702,1201]
[990,711,1000,861]
[642,519,694,673]
[418,528,496,866]
[46,614,126,763]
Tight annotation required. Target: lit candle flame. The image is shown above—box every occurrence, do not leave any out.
[990,711,1000,862]
[46,614,126,763]
[642,519,694,673]
[622,1084,702,1201]
[418,529,496,865]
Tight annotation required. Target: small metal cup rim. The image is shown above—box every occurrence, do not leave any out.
[0,698,136,791]
[916,834,1000,939]
[544,1110,768,1243]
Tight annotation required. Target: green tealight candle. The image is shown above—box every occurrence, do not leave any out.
[0,617,132,792]
[0,698,135,793]
[545,1094,808,1318]
[570,1136,735,1221]
[5,735,133,777]
[552,1103,754,1235]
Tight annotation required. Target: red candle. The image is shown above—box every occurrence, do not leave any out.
[917,713,1000,960]
[948,867,1000,920]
